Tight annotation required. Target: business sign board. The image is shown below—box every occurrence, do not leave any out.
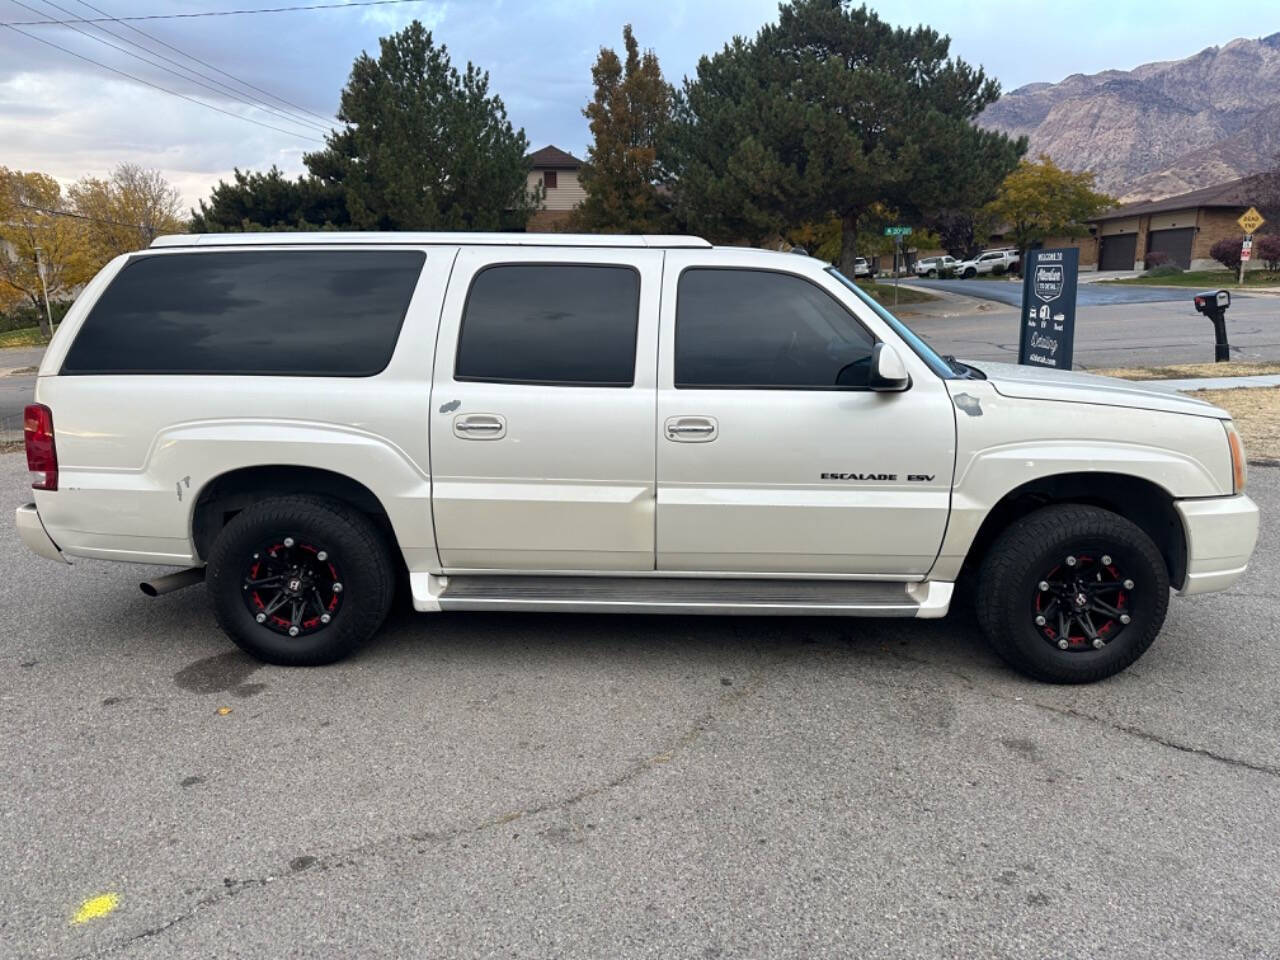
[1018,247,1079,369]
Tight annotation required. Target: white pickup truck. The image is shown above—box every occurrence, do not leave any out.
[956,249,1020,278]
[17,233,1258,682]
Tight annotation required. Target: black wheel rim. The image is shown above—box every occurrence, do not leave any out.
[241,537,343,638]
[1031,551,1133,652]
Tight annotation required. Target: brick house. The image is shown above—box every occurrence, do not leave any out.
[1086,178,1263,272]
[524,145,585,231]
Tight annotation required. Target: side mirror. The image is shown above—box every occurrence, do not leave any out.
[869,342,911,392]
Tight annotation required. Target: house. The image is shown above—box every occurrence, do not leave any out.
[525,145,585,231]
[1086,177,1264,272]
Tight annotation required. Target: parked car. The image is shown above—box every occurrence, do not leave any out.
[17,232,1258,682]
[853,256,871,278]
[956,249,1020,278]
[915,255,959,278]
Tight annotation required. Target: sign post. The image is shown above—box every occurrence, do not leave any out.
[1018,247,1080,370]
[883,226,912,307]
[1238,207,1266,286]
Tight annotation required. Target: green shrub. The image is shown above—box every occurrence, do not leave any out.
[1143,264,1183,277]
[0,300,73,333]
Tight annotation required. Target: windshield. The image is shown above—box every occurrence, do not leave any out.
[826,267,957,379]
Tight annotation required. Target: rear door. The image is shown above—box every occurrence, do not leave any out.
[429,247,661,572]
[655,253,956,576]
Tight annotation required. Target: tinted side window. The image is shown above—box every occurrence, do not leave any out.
[63,250,425,376]
[675,269,875,389]
[456,264,639,386]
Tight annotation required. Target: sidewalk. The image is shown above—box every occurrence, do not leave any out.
[1143,373,1280,393]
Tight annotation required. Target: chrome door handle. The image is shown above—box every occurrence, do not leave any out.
[453,414,506,440]
[665,416,718,442]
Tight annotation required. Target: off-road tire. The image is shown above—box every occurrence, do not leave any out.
[207,495,395,666]
[976,504,1169,683]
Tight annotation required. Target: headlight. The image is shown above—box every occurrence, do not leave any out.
[1225,421,1247,494]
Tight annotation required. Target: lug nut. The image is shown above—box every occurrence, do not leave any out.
[1093,638,1105,649]
[283,537,295,548]
[317,551,328,561]
[332,583,343,593]
[288,626,299,637]
[1039,581,1050,591]
[1066,555,1077,567]
[255,612,266,623]
[1058,638,1070,650]
[1101,554,1112,566]
[1123,579,1135,590]
[1120,614,1131,625]
[320,613,331,624]
[1035,615,1046,626]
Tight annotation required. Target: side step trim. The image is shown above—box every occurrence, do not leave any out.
[412,575,953,618]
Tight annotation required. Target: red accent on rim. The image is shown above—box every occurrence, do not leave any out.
[24,403,57,491]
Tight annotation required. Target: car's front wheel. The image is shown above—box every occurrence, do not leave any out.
[962,267,976,278]
[927,269,938,278]
[975,504,1170,683]
[207,495,396,665]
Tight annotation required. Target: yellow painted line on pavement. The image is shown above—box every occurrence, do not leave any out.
[71,893,119,925]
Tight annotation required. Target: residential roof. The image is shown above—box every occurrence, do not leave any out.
[526,145,582,169]
[1093,177,1257,221]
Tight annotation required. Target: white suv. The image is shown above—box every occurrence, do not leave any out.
[915,255,958,278]
[16,233,1258,682]
[956,249,1020,278]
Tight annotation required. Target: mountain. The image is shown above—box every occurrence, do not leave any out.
[980,33,1280,202]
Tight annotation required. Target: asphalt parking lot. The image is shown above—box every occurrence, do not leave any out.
[2,452,1278,959]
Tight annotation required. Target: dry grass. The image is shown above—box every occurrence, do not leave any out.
[1089,361,1280,381]
[0,326,51,349]
[1187,386,1280,463]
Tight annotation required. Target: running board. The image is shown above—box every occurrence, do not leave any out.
[410,574,952,618]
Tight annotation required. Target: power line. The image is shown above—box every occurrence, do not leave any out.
[2,0,423,26]
[10,200,153,230]
[1,21,327,142]
[74,0,336,128]
[10,0,329,135]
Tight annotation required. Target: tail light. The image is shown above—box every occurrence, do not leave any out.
[24,403,57,491]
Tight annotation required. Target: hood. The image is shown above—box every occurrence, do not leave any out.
[964,360,1229,419]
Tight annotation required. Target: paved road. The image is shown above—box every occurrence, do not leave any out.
[908,277,1205,307]
[2,452,1278,959]
[902,293,1280,369]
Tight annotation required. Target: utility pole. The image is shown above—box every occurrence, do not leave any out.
[34,245,54,341]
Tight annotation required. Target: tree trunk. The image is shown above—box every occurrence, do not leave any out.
[838,210,859,275]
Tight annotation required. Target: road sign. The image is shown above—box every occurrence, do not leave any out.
[1018,247,1079,370]
[883,226,912,237]
[1242,235,1253,262]
[1238,207,1266,234]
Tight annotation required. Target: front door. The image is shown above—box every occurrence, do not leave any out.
[655,255,956,576]
[429,248,661,571]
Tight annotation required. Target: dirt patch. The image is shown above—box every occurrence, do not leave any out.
[1186,386,1280,463]
[1089,361,1280,381]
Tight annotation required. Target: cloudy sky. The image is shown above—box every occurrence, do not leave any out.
[0,0,1273,211]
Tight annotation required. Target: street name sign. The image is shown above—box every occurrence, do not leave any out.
[1018,247,1080,370]
[883,226,912,236]
[1238,207,1266,234]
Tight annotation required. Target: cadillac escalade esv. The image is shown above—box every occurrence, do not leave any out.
[16,233,1259,682]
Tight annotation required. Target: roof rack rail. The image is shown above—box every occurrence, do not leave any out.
[151,232,712,249]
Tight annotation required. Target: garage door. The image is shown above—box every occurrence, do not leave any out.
[1099,234,1138,271]
[1145,227,1195,269]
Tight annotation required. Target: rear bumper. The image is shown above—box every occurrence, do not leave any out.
[1175,494,1259,595]
[15,503,70,565]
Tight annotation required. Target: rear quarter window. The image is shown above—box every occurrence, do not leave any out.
[61,249,426,376]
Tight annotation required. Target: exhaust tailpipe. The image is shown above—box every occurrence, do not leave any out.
[140,567,206,597]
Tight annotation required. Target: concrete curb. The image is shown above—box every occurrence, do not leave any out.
[1145,374,1280,393]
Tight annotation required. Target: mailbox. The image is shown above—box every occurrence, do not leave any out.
[1193,289,1231,362]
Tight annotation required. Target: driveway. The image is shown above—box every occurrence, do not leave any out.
[909,277,1203,307]
[3,449,1279,959]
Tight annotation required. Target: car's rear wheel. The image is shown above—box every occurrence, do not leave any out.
[207,495,395,665]
[975,504,1169,683]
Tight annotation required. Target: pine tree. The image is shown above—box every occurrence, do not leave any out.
[573,25,673,233]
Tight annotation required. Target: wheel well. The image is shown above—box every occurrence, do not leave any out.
[192,465,396,562]
[962,473,1187,589]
